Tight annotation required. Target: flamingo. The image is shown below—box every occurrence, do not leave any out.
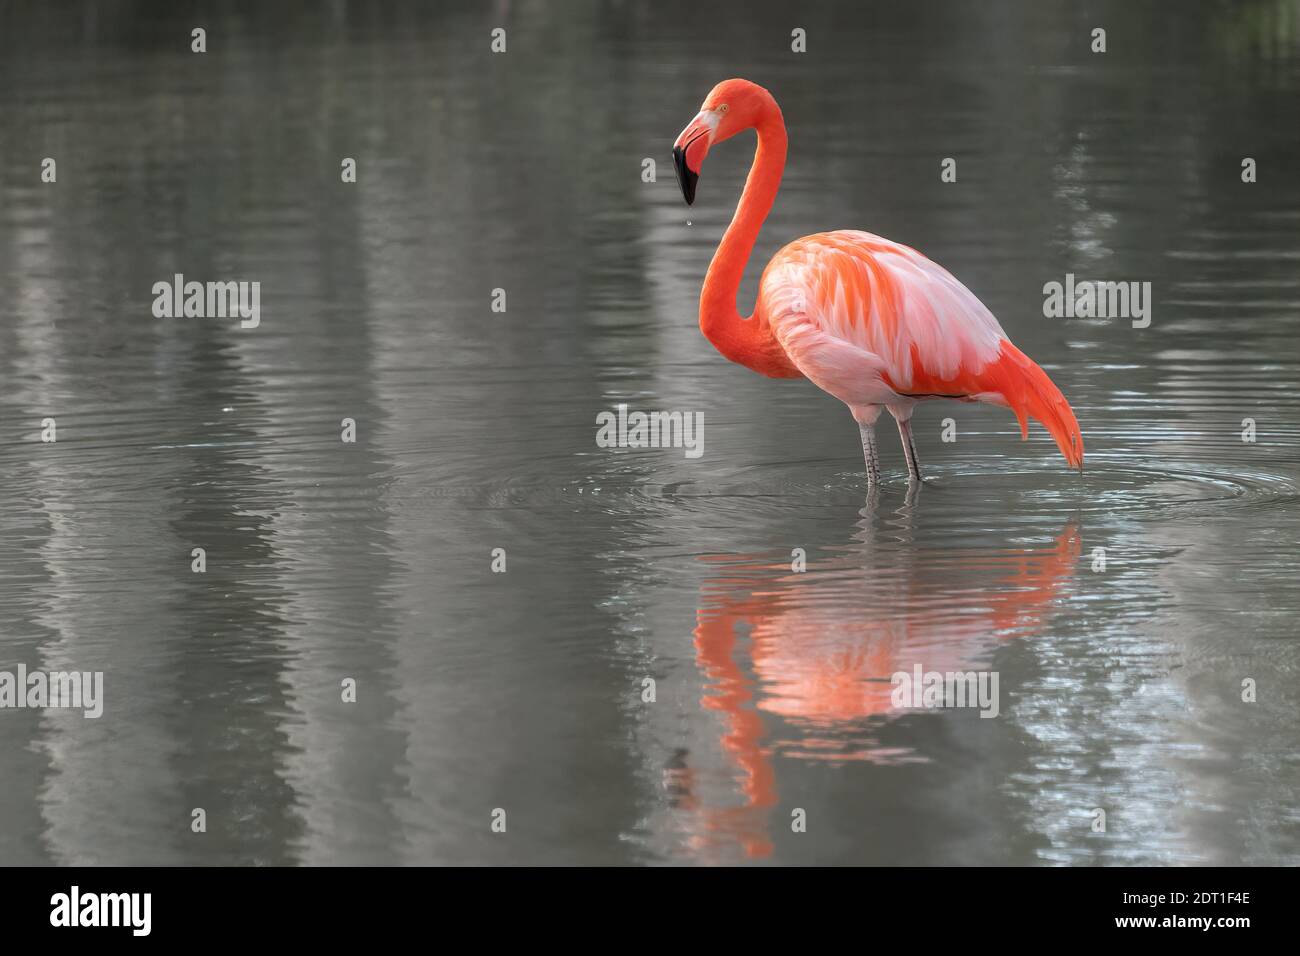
[672,79,1084,486]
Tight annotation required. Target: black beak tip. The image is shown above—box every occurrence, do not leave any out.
[672,146,697,206]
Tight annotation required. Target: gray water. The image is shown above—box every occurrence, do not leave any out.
[1,1,1298,866]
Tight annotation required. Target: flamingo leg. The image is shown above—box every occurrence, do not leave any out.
[896,417,923,484]
[858,422,880,488]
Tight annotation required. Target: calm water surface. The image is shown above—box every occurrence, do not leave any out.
[1,1,1298,865]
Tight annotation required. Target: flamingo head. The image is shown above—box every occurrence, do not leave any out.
[673,78,776,205]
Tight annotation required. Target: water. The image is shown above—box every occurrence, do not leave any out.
[1,1,1298,865]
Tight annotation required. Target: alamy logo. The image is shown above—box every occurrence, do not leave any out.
[595,403,704,459]
[50,886,151,936]
[0,665,103,718]
[1042,273,1151,328]
[151,273,261,328]
[890,664,1000,718]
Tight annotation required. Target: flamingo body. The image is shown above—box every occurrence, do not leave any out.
[761,230,1083,468]
[672,79,1083,482]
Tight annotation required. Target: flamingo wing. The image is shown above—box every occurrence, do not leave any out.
[759,230,1084,468]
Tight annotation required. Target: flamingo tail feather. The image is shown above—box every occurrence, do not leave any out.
[979,342,1084,471]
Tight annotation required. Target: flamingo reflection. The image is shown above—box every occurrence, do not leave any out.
[674,499,1081,859]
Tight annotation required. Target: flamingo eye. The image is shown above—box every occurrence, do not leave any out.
[718,104,729,114]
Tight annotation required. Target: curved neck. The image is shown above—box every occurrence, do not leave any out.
[699,114,787,360]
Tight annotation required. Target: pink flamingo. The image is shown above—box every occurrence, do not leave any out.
[672,79,1084,486]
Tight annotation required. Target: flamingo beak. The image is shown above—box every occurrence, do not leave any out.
[673,111,717,206]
